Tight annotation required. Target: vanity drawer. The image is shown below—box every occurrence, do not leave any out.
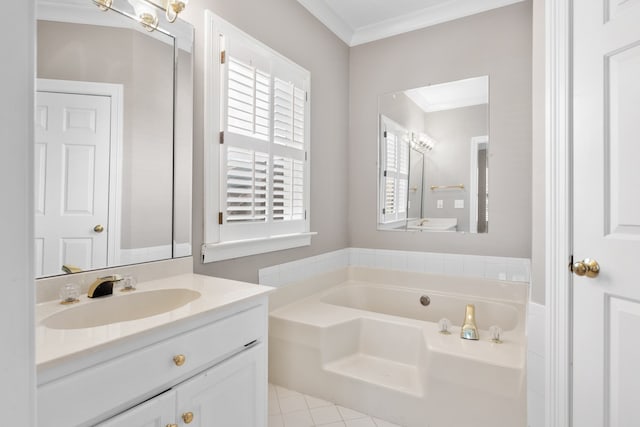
[38,303,266,427]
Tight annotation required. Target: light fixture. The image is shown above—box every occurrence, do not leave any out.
[128,0,159,31]
[164,0,188,23]
[93,0,189,31]
[410,132,436,153]
[145,0,189,23]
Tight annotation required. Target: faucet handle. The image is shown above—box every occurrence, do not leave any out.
[489,325,503,343]
[59,283,80,305]
[438,318,452,335]
[120,275,137,292]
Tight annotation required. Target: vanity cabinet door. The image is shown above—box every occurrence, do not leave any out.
[96,389,176,427]
[175,343,266,427]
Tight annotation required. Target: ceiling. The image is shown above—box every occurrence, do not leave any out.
[404,76,489,113]
[296,0,526,46]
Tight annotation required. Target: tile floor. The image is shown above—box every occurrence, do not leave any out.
[268,383,403,427]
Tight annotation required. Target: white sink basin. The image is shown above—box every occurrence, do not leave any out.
[42,288,201,329]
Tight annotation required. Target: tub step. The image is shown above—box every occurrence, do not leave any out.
[324,353,422,397]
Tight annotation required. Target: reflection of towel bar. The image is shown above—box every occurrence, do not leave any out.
[430,184,464,191]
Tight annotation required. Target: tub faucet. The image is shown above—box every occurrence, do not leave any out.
[87,275,122,298]
[460,304,479,340]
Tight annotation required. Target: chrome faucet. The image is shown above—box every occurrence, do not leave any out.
[87,275,122,298]
[460,304,479,340]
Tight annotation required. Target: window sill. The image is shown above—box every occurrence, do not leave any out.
[201,232,317,263]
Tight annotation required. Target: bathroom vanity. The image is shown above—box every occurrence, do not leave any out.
[36,274,272,427]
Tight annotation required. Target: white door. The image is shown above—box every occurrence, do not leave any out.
[96,390,176,427]
[573,1,640,426]
[34,90,111,276]
[175,344,267,427]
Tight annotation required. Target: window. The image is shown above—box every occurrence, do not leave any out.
[203,12,313,262]
[379,115,409,224]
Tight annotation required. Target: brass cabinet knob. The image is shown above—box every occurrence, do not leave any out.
[93,224,104,233]
[166,424,178,427]
[572,258,600,278]
[173,354,186,366]
[182,412,194,424]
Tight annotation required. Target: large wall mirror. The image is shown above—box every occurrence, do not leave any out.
[378,76,489,234]
[35,0,193,278]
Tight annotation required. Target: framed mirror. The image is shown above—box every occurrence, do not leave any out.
[377,76,489,234]
[35,0,193,278]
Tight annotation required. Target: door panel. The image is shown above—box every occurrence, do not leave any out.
[606,43,640,236]
[573,0,640,425]
[607,297,640,426]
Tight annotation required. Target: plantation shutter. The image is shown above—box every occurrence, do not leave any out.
[380,116,409,224]
[219,31,309,242]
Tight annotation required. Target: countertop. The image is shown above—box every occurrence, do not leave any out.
[36,273,273,381]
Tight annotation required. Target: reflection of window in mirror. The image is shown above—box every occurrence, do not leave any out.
[379,115,410,227]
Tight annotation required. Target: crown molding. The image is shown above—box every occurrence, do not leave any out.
[297,0,526,47]
[295,0,354,45]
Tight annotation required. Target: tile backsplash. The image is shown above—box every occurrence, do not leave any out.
[259,248,530,287]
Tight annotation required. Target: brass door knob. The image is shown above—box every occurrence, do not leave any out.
[93,224,104,233]
[572,258,600,278]
[182,412,194,424]
[173,354,186,366]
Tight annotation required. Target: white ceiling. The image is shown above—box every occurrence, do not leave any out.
[404,76,489,113]
[296,0,526,46]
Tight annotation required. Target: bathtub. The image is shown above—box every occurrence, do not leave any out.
[406,217,457,231]
[269,267,528,427]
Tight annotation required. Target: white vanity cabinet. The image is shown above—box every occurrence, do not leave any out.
[97,390,177,427]
[37,279,272,427]
[98,344,265,427]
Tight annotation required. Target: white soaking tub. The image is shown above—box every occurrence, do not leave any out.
[268,267,528,427]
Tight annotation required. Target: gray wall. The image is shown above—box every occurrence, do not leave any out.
[37,21,174,250]
[422,104,488,232]
[349,1,532,258]
[181,0,350,283]
[379,91,425,133]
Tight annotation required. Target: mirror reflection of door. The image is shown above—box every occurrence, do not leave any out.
[408,148,424,219]
[469,136,489,233]
[35,85,115,277]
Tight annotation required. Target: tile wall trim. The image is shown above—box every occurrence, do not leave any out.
[259,247,530,287]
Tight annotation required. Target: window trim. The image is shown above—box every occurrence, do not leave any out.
[203,11,312,263]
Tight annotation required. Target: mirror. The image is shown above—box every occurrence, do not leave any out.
[35,0,193,278]
[378,76,489,233]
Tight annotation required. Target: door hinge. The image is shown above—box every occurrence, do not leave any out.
[305,151,308,161]
[220,50,226,64]
[382,208,386,214]
[218,212,223,225]
[219,131,224,144]
[383,170,387,177]
[383,131,387,138]
[305,91,308,102]
[304,210,307,220]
